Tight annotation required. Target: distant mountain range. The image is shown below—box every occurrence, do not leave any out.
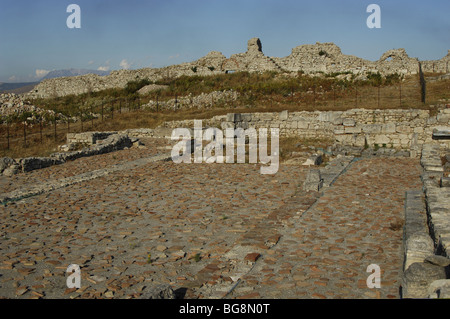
[0,82,40,94]
[0,68,110,94]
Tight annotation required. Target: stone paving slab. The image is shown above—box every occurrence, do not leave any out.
[0,156,308,299]
[0,138,167,195]
[227,157,423,299]
[0,145,423,299]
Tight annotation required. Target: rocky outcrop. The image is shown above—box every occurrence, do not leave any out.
[142,90,240,110]
[0,93,62,123]
[26,38,447,99]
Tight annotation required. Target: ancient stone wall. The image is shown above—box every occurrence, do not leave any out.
[160,106,450,155]
[26,38,448,99]
[421,50,450,74]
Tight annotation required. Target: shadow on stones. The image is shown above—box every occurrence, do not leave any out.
[174,287,188,299]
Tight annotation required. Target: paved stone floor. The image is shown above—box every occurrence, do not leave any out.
[0,139,422,299]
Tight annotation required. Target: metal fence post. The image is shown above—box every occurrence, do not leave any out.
[7,121,10,150]
[23,121,27,147]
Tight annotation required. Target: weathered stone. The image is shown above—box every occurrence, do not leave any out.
[0,157,15,174]
[302,155,323,166]
[441,177,450,188]
[424,255,450,267]
[428,279,450,299]
[3,164,20,177]
[247,37,263,53]
[140,284,175,299]
[279,110,288,121]
[20,157,63,173]
[342,119,355,127]
[303,169,323,192]
[402,262,446,298]
[404,234,435,270]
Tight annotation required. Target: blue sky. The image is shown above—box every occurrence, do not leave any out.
[0,0,449,82]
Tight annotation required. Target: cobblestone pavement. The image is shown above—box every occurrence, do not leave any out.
[0,140,422,299]
[229,157,423,299]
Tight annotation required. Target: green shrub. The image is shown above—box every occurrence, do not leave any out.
[124,79,152,95]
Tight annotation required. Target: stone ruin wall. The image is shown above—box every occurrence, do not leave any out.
[421,50,450,74]
[27,38,449,99]
[160,107,450,155]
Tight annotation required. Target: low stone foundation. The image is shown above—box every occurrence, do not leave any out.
[401,143,450,298]
[160,107,450,155]
[0,134,132,176]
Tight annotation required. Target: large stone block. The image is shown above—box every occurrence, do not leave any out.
[374,134,390,145]
[404,233,435,270]
[279,110,289,121]
[401,262,446,298]
[362,124,382,134]
[303,169,323,192]
[318,111,342,123]
[344,126,362,134]
[428,279,450,299]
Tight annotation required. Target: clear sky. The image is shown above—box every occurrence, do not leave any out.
[0,0,449,82]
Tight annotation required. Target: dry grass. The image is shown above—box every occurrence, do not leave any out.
[2,73,449,159]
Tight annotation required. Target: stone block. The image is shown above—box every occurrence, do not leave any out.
[227,113,242,123]
[441,177,450,188]
[404,233,435,271]
[333,127,345,135]
[20,157,62,173]
[342,119,355,127]
[317,112,342,123]
[428,279,450,299]
[140,284,175,299]
[0,157,15,174]
[437,114,450,124]
[2,164,20,177]
[297,120,310,129]
[344,126,362,134]
[303,169,323,192]
[401,262,446,298]
[424,255,450,267]
[302,155,323,166]
[241,114,252,122]
[374,135,390,145]
[362,124,382,134]
[279,110,289,121]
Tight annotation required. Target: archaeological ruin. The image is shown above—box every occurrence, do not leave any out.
[1,38,450,301]
[26,38,450,99]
